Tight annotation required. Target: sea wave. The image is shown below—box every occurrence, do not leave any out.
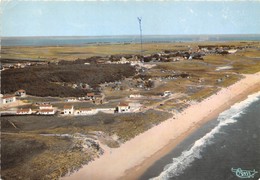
[150,91,260,180]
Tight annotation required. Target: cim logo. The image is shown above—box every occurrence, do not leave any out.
[231,168,258,179]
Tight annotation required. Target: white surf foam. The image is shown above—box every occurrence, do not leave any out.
[150,91,260,180]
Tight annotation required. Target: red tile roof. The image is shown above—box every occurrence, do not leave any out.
[118,102,129,107]
[39,104,52,107]
[64,105,73,109]
[79,108,92,111]
[3,95,15,99]
[16,89,26,93]
[87,93,95,96]
[39,109,54,113]
[17,108,31,113]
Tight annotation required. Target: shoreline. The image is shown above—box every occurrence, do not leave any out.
[63,72,260,180]
[124,76,260,180]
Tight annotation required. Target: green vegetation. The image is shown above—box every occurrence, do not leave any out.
[2,63,135,97]
[188,87,218,102]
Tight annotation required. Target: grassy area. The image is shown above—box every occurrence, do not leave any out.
[188,87,219,102]
[1,43,189,61]
[3,41,258,62]
[1,133,94,180]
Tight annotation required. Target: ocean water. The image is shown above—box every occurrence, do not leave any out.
[2,34,260,46]
[141,92,260,180]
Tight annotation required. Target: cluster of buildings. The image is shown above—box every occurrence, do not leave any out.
[2,88,142,116]
[0,89,26,105]
[15,102,133,116]
[63,102,131,115]
[1,62,48,71]
[16,104,55,115]
[66,93,103,104]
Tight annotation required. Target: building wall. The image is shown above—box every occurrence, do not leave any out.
[39,110,55,115]
[17,109,32,115]
[64,109,74,115]
[118,106,130,113]
[39,106,53,110]
[75,109,97,115]
[3,97,16,104]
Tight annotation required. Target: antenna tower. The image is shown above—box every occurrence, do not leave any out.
[137,17,143,57]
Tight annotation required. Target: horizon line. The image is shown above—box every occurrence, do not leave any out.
[2,34,260,38]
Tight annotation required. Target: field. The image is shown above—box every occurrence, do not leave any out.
[2,41,259,61]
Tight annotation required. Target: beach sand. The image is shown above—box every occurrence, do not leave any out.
[63,72,260,180]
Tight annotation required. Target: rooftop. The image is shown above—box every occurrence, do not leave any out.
[39,109,54,113]
[78,108,92,111]
[87,93,95,96]
[39,104,52,107]
[64,105,73,109]
[17,108,31,113]
[3,95,15,99]
[16,89,26,93]
[118,102,129,107]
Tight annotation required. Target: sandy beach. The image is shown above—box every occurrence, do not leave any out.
[63,72,260,180]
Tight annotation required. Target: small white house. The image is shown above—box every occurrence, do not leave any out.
[129,94,142,98]
[39,104,53,109]
[75,108,97,115]
[163,91,172,97]
[2,95,16,104]
[117,102,130,113]
[86,93,95,100]
[64,105,74,115]
[228,49,237,54]
[17,108,32,115]
[15,89,26,97]
[67,98,77,102]
[38,109,55,115]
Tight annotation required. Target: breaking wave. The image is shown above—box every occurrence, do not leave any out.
[150,91,260,180]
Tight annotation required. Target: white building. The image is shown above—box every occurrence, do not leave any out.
[1,95,16,104]
[15,89,26,97]
[38,109,55,115]
[17,108,32,115]
[129,94,142,98]
[86,93,95,100]
[75,108,97,115]
[96,108,115,114]
[117,102,130,113]
[64,105,74,115]
[163,91,172,97]
[39,104,53,109]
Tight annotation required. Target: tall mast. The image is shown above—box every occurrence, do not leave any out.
[137,17,143,57]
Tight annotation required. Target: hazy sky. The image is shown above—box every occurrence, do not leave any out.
[1,1,260,37]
